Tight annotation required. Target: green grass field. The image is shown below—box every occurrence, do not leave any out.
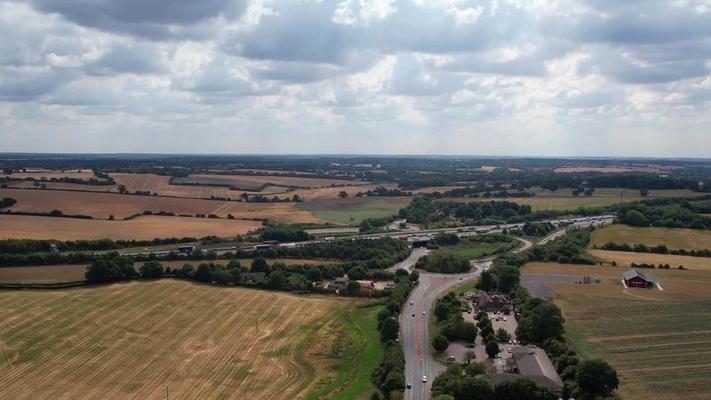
[449,188,702,211]
[305,305,383,400]
[445,242,510,259]
[591,224,711,250]
[297,197,410,225]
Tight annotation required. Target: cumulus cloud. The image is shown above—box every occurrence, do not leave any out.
[0,0,709,156]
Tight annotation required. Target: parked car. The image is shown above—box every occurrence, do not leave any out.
[422,376,427,383]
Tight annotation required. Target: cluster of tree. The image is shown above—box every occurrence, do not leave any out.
[598,241,711,258]
[521,222,555,237]
[4,175,114,186]
[239,194,302,203]
[509,286,619,399]
[0,197,16,208]
[432,365,557,400]
[85,255,137,283]
[372,271,418,398]
[615,200,711,229]
[356,186,413,197]
[359,215,397,233]
[399,197,532,225]
[260,227,311,242]
[478,264,520,293]
[432,293,477,352]
[431,233,460,246]
[1,209,93,219]
[0,236,214,255]
[474,309,502,358]
[415,252,470,273]
[629,262,678,270]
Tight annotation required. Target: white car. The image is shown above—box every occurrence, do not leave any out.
[410,301,413,306]
[422,311,426,315]
[422,376,427,383]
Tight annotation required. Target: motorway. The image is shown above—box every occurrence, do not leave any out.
[118,215,613,258]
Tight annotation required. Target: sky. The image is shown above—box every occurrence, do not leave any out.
[0,0,710,157]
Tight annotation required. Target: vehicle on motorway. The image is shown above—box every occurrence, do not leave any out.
[422,311,426,315]
[176,245,195,253]
[406,383,412,389]
[324,236,336,241]
[262,240,280,246]
[411,313,415,317]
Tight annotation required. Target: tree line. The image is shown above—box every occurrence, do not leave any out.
[597,241,711,257]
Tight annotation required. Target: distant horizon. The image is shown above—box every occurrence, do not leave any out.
[1,152,711,162]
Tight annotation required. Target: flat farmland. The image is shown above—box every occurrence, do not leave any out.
[296,196,410,225]
[3,180,117,192]
[446,188,702,211]
[591,225,711,250]
[522,262,711,400]
[111,173,258,198]
[0,188,320,223]
[3,169,97,180]
[173,174,363,190]
[0,280,356,400]
[0,215,261,240]
[589,249,711,271]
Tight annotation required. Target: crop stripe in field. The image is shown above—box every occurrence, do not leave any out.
[74,282,223,399]
[0,282,156,396]
[99,284,253,399]
[168,289,273,399]
[2,282,172,398]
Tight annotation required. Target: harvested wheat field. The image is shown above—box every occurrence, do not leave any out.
[174,174,363,190]
[2,180,118,192]
[589,249,711,271]
[111,173,255,198]
[591,225,711,250]
[0,215,261,240]
[0,280,352,400]
[0,188,320,223]
[521,262,711,400]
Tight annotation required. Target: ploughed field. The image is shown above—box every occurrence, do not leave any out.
[522,263,711,400]
[0,280,351,400]
[0,214,261,240]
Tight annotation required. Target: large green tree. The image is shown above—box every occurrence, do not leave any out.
[576,359,619,399]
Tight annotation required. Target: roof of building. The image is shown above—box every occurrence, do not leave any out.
[511,345,563,390]
[623,269,657,283]
[333,275,350,283]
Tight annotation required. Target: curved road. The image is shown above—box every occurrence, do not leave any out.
[400,236,532,400]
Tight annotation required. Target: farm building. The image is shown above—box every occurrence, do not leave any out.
[623,269,658,289]
[489,345,563,392]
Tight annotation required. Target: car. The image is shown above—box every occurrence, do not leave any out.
[412,313,415,317]
[406,383,412,389]
[508,340,513,345]
[422,311,426,315]
[507,347,512,353]
[503,317,507,321]
[422,376,427,383]
[410,301,413,305]
[458,277,463,280]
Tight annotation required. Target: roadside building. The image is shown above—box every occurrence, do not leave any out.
[488,345,563,392]
[330,275,350,289]
[356,280,375,289]
[474,291,510,313]
[623,269,658,289]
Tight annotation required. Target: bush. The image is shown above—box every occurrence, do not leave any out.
[139,261,164,279]
[433,335,450,352]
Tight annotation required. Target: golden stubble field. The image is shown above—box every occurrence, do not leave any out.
[0,214,262,240]
[591,225,711,250]
[173,174,364,190]
[522,262,711,400]
[589,249,711,271]
[0,280,352,400]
